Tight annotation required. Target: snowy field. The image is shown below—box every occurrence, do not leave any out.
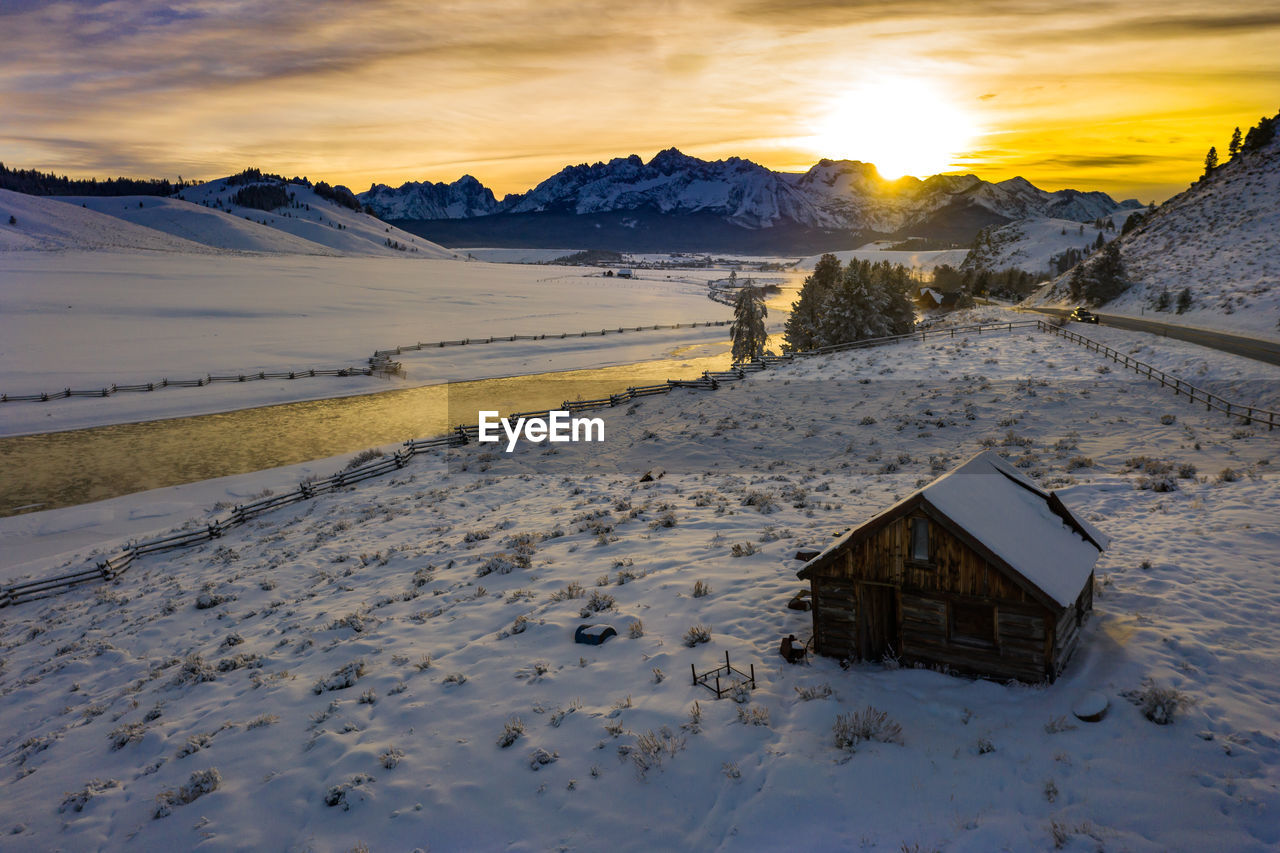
[2,321,1278,851]
[0,250,735,435]
[799,242,969,274]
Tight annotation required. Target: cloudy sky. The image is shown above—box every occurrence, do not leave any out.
[1,0,1276,201]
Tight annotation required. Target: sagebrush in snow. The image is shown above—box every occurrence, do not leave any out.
[60,778,119,813]
[529,747,558,770]
[498,717,525,748]
[323,773,375,810]
[833,706,903,752]
[682,623,712,647]
[1124,678,1193,724]
[313,659,367,694]
[794,683,833,701]
[154,768,221,818]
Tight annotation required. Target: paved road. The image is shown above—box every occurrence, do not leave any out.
[1018,307,1280,367]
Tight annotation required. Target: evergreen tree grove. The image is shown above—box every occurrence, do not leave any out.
[783,255,915,352]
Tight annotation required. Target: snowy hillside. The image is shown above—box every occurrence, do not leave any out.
[65,196,349,256]
[0,189,214,254]
[362,150,1137,236]
[962,213,1137,276]
[2,324,1278,851]
[177,175,459,259]
[1028,114,1280,338]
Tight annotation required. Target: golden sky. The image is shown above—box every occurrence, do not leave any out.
[1,0,1277,203]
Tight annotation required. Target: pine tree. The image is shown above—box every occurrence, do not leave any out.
[729,284,768,363]
[1203,146,1218,176]
[1228,127,1242,159]
[1175,287,1193,314]
[1153,288,1171,312]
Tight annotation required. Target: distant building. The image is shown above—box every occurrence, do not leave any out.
[798,451,1107,682]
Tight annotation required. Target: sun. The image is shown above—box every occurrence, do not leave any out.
[809,78,979,180]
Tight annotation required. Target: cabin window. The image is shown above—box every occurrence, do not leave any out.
[908,517,931,564]
[949,602,996,648]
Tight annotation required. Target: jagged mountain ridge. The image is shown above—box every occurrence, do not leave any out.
[361,149,1138,247]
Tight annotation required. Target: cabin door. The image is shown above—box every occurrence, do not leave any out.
[858,583,899,662]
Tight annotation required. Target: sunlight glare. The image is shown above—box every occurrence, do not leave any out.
[810,78,979,180]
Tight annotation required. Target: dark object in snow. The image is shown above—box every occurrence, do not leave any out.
[798,450,1108,684]
[692,650,756,699]
[794,549,821,562]
[638,469,664,482]
[575,624,617,645]
[787,589,812,611]
[1072,691,1109,722]
[779,634,806,664]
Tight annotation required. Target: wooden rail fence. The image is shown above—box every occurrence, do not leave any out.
[1,320,733,404]
[3,318,1270,607]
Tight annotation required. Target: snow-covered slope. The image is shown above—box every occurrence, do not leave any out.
[64,196,349,256]
[961,214,1137,276]
[362,149,1137,235]
[2,325,1277,851]
[178,176,460,259]
[1027,114,1280,338]
[0,189,214,254]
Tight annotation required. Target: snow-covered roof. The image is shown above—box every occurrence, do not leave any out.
[801,450,1107,608]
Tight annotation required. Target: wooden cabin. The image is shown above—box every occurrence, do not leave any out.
[797,451,1108,683]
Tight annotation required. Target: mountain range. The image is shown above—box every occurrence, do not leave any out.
[360,149,1141,253]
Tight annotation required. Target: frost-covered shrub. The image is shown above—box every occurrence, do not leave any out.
[832,706,903,752]
[358,688,377,705]
[692,579,713,597]
[1065,456,1093,471]
[328,610,372,632]
[742,491,779,513]
[323,773,375,810]
[247,714,278,729]
[313,659,367,694]
[194,592,229,609]
[381,748,404,768]
[1217,467,1242,483]
[217,652,263,672]
[442,672,467,687]
[529,747,559,770]
[628,620,644,639]
[476,553,519,577]
[1159,413,1177,425]
[683,624,712,647]
[498,717,525,748]
[730,542,757,557]
[1178,463,1197,479]
[580,589,615,615]
[154,768,221,818]
[736,705,770,726]
[1124,678,1193,724]
[623,727,686,778]
[60,778,119,813]
[172,654,217,686]
[344,448,384,470]
[794,683,833,701]
[648,510,678,529]
[109,722,147,750]
[975,736,996,754]
[550,581,586,601]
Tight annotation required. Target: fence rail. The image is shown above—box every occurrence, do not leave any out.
[1036,320,1277,431]
[370,320,731,358]
[5,318,1271,608]
[2,319,735,404]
